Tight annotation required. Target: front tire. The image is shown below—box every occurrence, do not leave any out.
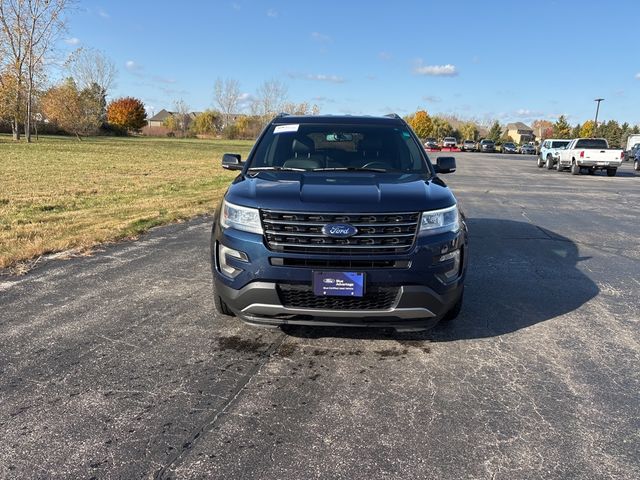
[545,155,554,170]
[442,288,464,322]
[635,159,640,171]
[537,156,544,167]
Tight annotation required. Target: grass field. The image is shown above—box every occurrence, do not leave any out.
[0,135,254,272]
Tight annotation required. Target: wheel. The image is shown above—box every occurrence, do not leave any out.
[556,160,563,172]
[214,293,235,317]
[570,161,580,175]
[635,159,640,171]
[545,155,554,170]
[606,168,617,177]
[537,156,544,168]
[442,288,464,322]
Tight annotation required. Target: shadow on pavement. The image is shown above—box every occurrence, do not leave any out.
[282,218,599,342]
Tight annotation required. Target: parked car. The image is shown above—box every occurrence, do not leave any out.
[537,139,571,169]
[442,137,457,148]
[519,144,536,155]
[501,142,518,154]
[478,139,495,152]
[424,137,439,150]
[461,139,477,152]
[624,134,640,160]
[624,142,640,162]
[213,113,468,332]
[635,149,640,171]
[556,138,624,176]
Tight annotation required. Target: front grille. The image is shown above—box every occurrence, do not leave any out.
[261,210,420,255]
[270,258,410,269]
[277,284,399,310]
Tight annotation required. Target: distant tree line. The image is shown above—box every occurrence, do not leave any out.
[405,110,639,148]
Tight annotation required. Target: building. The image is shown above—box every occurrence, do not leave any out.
[505,122,535,144]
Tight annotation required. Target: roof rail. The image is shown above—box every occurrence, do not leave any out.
[275,112,290,118]
[384,113,401,119]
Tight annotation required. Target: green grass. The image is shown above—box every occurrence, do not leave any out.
[0,134,254,271]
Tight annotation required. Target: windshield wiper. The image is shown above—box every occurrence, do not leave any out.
[312,167,388,173]
[247,166,306,172]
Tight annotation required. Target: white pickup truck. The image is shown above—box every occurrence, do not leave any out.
[556,138,624,176]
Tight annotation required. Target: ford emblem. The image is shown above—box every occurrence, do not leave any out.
[322,223,358,238]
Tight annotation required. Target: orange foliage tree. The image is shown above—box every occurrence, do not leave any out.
[106,97,147,132]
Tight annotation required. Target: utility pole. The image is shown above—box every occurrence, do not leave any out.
[593,98,604,137]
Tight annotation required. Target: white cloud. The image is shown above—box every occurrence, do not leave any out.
[514,108,544,118]
[423,96,441,103]
[414,61,458,77]
[311,31,331,43]
[288,72,346,83]
[64,37,80,45]
[98,8,109,19]
[379,51,392,61]
[125,60,143,73]
[267,8,278,18]
[635,72,640,79]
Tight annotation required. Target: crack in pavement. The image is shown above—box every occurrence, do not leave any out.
[153,333,286,479]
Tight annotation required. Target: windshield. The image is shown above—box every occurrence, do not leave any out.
[249,123,431,174]
[504,143,515,147]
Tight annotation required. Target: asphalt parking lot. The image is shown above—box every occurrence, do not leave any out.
[1,153,639,479]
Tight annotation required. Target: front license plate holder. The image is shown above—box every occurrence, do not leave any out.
[312,271,365,297]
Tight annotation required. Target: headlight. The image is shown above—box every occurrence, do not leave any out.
[220,200,263,234]
[420,204,460,235]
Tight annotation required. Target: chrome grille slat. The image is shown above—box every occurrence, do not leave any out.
[261,210,420,255]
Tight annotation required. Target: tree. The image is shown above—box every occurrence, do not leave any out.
[602,120,621,147]
[571,123,582,138]
[0,0,72,141]
[487,121,502,143]
[191,110,220,135]
[431,117,453,139]
[106,97,147,132]
[66,47,116,102]
[553,115,572,139]
[41,78,101,139]
[406,110,433,139]
[459,122,479,141]
[214,77,240,127]
[580,120,595,138]
[252,79,288,119]
[282,101,320,115]
[173,99,191,137]
[532,119,553,140]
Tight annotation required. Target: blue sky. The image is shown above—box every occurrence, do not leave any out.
[61,0,640,126]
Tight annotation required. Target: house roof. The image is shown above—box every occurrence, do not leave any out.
[506,122,533,131]
[148,109,173,122]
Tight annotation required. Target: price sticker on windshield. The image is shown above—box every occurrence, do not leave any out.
[274,124,299,134]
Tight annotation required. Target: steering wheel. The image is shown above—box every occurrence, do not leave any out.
[361,161,389,169]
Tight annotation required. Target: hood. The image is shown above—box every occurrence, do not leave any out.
[225,172,456,213]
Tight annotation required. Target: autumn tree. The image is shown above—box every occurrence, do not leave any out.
[107,97,147,132]
[580,120,595,138]
[571,123,582,138]
[41,78,102,139]
[173,99,191,137]
[0,0,72,141]
[459,122,478,141]
[553,115,572,139]
[431,117,453,139]
[191,110,220,135]
[487,121,502,143]
[406,110,433,138]
[532,119,553,140]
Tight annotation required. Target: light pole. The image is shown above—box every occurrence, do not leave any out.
[593,98,604,137]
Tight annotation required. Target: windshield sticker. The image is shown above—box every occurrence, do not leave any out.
[274,124,299,134]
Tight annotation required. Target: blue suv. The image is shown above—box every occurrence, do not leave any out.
[211,114,468,332]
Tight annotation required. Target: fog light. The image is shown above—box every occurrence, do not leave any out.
[218,244,248,278]
[439,249,461,281]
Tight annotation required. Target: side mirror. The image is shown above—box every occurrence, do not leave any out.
[435,156,456,174]
[222,153,243,170]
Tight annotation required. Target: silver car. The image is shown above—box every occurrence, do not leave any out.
[520,144,536,155]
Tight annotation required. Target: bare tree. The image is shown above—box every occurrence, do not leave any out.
[252,79,288,118]
[173,98,191,137]
[0,0,72,141]
[213,77,240,128]
[66,47,116,94]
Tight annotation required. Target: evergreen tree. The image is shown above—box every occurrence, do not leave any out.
[552,115,572,139]
[487,121,502,143]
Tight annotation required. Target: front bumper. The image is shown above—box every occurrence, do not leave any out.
[212,222,468,329]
